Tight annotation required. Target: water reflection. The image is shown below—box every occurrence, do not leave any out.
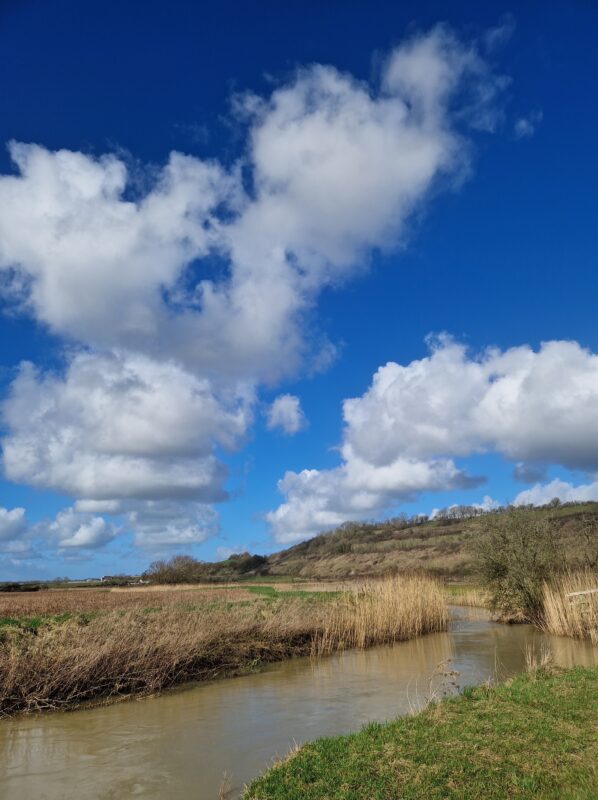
[1,609,596,800]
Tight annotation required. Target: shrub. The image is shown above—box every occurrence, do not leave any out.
[474,508,562,622]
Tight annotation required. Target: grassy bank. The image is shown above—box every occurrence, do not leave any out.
[244,667,598,800]
[0,575,447,716]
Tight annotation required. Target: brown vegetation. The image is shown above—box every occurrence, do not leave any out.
[445,585,491,608]
[473,508,561,622]
[315,574,448,654]
[542,572,598,645]
[0,575,447,716]
[266,503,598,581]
[0,584,257,618]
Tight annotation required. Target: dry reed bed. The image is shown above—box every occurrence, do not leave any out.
[0,585,257,617]
[542,572,598,645]
[315,574,448,654]
[0,575,447,716]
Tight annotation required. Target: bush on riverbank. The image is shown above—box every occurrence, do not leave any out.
[244,666,598,800]
[0,575,447,716]
[474,508,561,622]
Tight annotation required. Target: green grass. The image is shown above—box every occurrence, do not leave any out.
[0,611,97,633]
[247,585,340,601]
[244,667,598,800]
[247,585,279,598]
[443,582,481,596]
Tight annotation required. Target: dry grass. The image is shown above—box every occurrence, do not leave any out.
[524,643,553,674]
[0,585,258,617]
[0,575,447,716]
[444,585,491,608]
[542,572,598,644]
[0,581,345,619]
[314,574,448,654]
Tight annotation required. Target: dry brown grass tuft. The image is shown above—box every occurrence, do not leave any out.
[524,643,553,675]
[542,572,598,644]
[0,575,447,716]
[314,574,448,655]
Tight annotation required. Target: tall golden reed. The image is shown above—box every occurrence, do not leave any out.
[314,574,449,654]
[0,575,447,716]
[542,572,598,645]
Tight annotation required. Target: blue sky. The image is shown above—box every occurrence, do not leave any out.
[1,0,597,579]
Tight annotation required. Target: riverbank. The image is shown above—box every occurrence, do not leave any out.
[0,575,447,716]
[244,666,598,800]
[446,573,598,641]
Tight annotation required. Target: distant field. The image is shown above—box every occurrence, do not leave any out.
[0,581,346,628]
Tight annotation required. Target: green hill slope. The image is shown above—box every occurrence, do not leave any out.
[142,502,598,583]
[266,502,598,580]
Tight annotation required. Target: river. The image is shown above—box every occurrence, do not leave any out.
[1,607,597,799]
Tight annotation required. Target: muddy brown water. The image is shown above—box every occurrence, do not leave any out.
[1,607,597,800]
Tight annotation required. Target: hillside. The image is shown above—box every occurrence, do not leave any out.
[267,503,598,580]
[139,502,598,584]
[268,503,598,579]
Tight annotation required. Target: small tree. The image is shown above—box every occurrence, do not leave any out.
[143,555,202,584]
[474,508,562,622]
[578,513,598,570]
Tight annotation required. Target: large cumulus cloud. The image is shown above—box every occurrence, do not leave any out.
[0,25,507,550]
[269,337,598,543]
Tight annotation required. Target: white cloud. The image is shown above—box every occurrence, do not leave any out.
[0,506,27,543]
[266,394,306,435]
[125,500,218,548]
[0,27,508,550]
[74,499,122,514]
[514,110,543,139]
[75,497,218,549]
[10,498,216,554]
[383,24,506,133]
[0,144,236,354]
[269,337,598,543]
[267,449,476,544]
[430,495,499,519]
[514,479,598,507]
[2,351,253,501]
[215,545,237,560]
[0,26,503,384]
[344,337,598,470]
[475,494,500,511]
[50,508,117,549]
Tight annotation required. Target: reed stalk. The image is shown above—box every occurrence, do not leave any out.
[542,571,598,644]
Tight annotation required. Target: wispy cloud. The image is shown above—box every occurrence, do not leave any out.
[514,109,543,139]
